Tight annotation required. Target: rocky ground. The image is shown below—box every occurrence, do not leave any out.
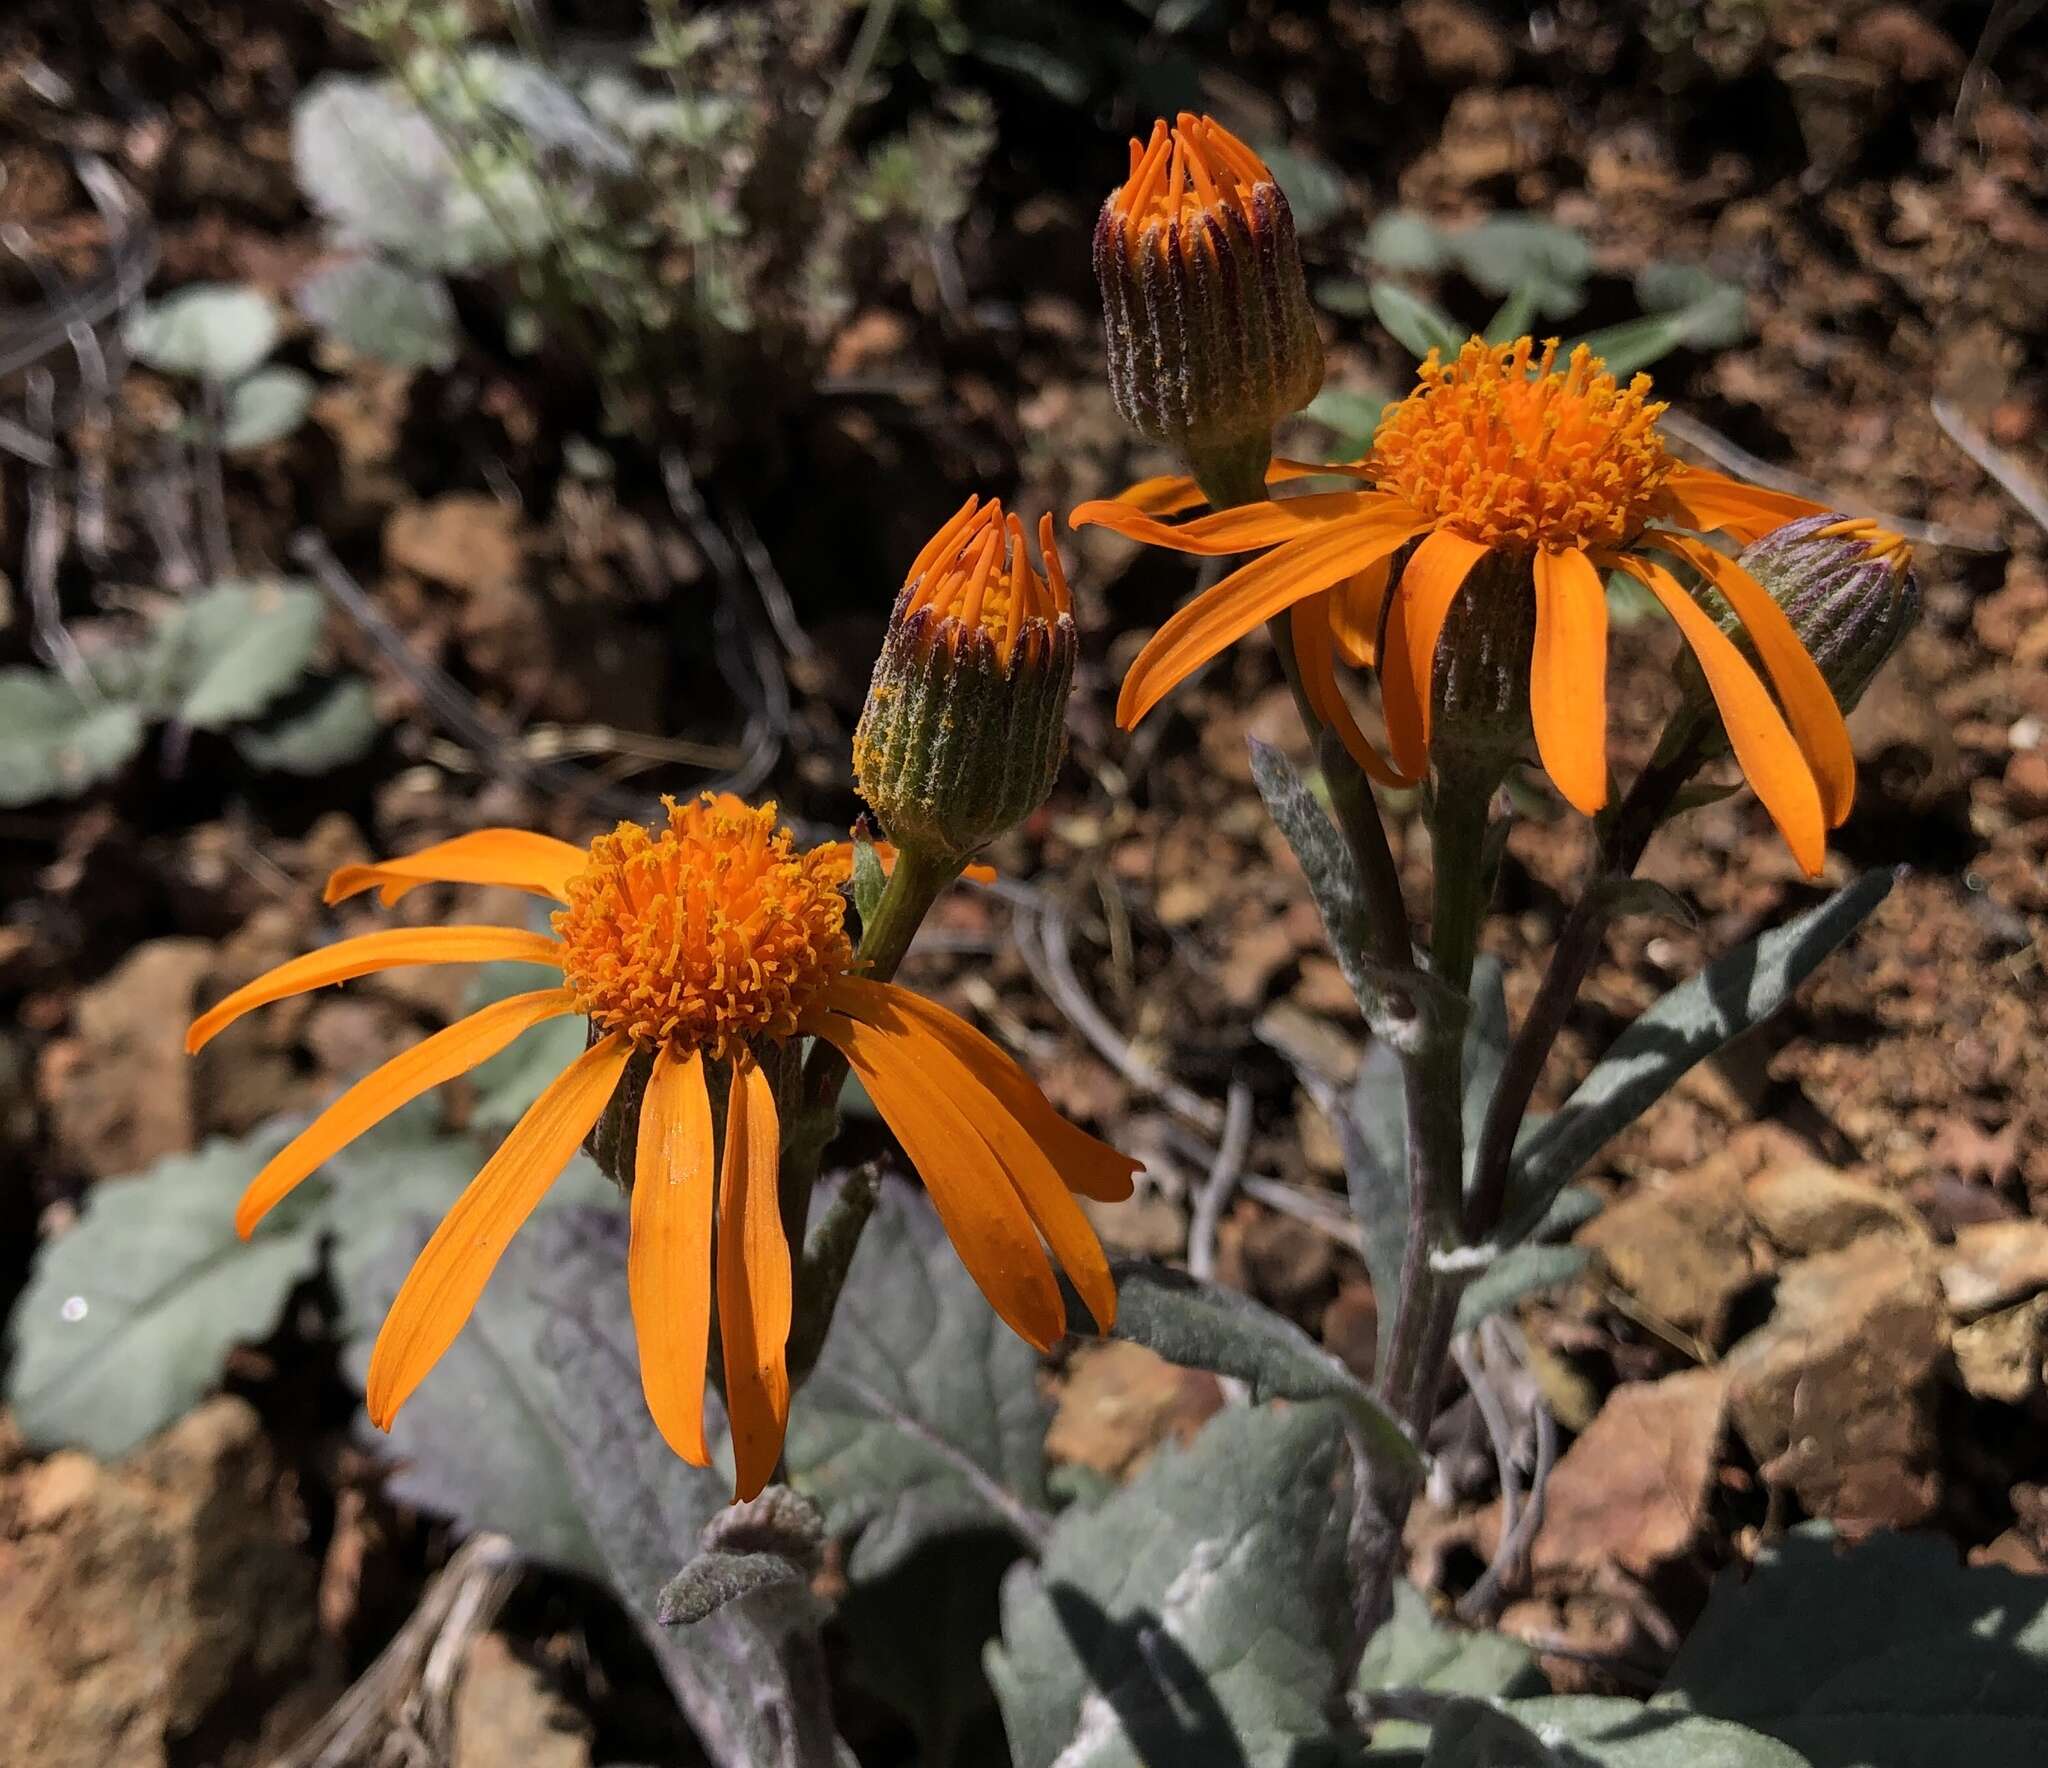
[3,1,2046,1762]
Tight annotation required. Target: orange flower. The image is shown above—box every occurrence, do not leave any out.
[187,796,1135,1499]
[1072,336,1857,875]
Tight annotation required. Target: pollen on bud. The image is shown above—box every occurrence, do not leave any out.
[853,497,1078,859]
[1094,113,1323,481]
[1733,515,1920,715]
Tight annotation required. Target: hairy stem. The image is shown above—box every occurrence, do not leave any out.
[1462,735,1707,1240]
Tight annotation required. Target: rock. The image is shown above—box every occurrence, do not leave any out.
[1534,1367,1730,1579]
[1577,1168,1764,1343]
[1321,1281,1380,1382]
[1744,1159,1926,1256]
[1725,1236,1946,1527]
[385,493,524,597]
[2005,748,2048,818]
[40,938,212,1179]
[0,1398,335,1768]
[1940,1219,2048,1317]
[453,1633,593,1768]
[1044,1341,1223,1480]
[1951,1295,2048,1406]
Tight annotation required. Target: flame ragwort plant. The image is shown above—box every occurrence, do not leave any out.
[163,102,1926,1767]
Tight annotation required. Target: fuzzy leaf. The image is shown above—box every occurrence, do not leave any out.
[123,283,279,381]
[781,1182,1053,1578]
[1502,871,1895,1240]
[1364,210,1450,275]
[851,832,888,930]
[6,1105,552,1460]
[1371,282,1466,362]
[220,366,315,451]
[518,1207,847,1767]
[1452,1244,1590,1333]
[149,580,328,729]
[656,1549,808,1625]
[1358,1580,1546,1751]
[987,1403,1357,1768]
[0,668,146,805]
[232,677,381,774]
[296,256,460,370]
[1424,1697,1809,1767]
[1451,216,1591,308]
[1660,1525,2048,1767]
[1338,1039,1409,1372]
[1110,1260,1418,1475]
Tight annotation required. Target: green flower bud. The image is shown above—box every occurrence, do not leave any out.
[852,498,1077,860]
[1732,514,1920,715]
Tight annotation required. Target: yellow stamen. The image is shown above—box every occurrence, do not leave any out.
[553,796,853,1058]
[1370,337,1676,555]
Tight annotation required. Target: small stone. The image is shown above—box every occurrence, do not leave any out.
[1951,1295,2048,1405]
[1321,1281,1379,1382]
[1577,1167,1763,1342]
[1045,1341,1223,1480]
[1744,1159,1926,1256]
[385,493,523,597]
[453,1634,593,1768]
[1534,1367,1730,1579]
[2006,749,2048,817]
[0,1398,336,1768]
[1939,1219,2048,1317]
[41,938,212,1179]
[1725,1236,1946,1527]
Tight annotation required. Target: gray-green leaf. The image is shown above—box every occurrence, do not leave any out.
[124,283,280,381]
[231,677,382,774]
[1424,1697,1809,1767]
[1110,1260,1418,1474]
[782,1182,1053,1579]
[148,580,328,729]
[1371,283,1466,362]
[296,256,460,370]
[1501,870,1895,1241]
[988,1403,1357,1768]
[0,668,146,805]
[1358,1579,1546,1751]
[221,366,315,451]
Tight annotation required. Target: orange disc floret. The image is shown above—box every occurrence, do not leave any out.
[553,795,853,1057]
[1110,113,1275,241]
[902,496,1072,669]
[1370,337,1676,555]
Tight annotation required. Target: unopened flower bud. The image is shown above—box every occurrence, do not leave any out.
[1094,113,1323,488]
[853,498,1077,859]
[1733,515,1919,715]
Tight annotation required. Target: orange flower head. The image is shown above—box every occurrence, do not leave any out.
[553,795,853,1060]
[899,496,1072,670]
[1073,331,1871,875]
[183,798,1137,1507]
[1094,114,1323,473]
[1370,337,1675,556]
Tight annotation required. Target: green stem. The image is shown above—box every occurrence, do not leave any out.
[779,840,962,1349]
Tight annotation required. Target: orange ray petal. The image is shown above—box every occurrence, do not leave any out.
[629,1045,717,1467]
[1650,533,1855,827]
[813,1009,1066,1349]
[1655,466,1831,543]
[1290,594,1411,787]
[186,927,563,1054]
[235,987,578,1237]
[1326,558,1391,669]
[1387,527,1492,761]
[1117,509,1431,730]
[1378,588,1428,778]
[1530,548,1611,816]
[1615,556,1826,876]
[819,977,1139,1203]
[364,1032,631,1429]
[1109,459,1372,518]
[324,829,591,908]
[1073,489,1392,556]
[718,1059,793,1502]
